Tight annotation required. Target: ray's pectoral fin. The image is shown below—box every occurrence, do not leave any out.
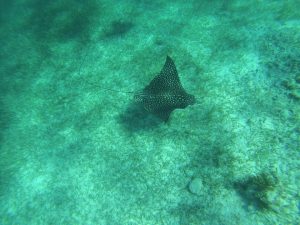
[144,56,183,94]
[152,109,174,122]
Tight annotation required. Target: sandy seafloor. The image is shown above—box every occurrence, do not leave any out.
[0,1,299,224]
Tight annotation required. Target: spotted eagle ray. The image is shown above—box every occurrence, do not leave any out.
[84,55,195,122]
[134,56,195,121]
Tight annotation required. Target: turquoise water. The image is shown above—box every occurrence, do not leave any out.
[0,1,299,224]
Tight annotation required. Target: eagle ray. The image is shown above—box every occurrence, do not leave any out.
[134,56,195,121]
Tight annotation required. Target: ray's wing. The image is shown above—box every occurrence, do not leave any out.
[152,109,173,122]
[144,56,184,94]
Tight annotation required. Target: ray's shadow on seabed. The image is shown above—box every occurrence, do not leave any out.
[118,102,163,132]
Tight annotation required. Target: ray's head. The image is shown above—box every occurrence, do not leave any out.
[187,93,196,106]
[175,92,196,109]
